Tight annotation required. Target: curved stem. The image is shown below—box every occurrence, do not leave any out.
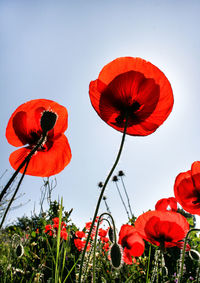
[0,134,47,204]
[178,228,200,283]
[78,117,128,283]
[0,159,30,228]
[92,212,117,283]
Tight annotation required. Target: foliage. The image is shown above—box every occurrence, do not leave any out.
[0,199,200,282]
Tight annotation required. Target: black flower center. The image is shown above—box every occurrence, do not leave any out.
[115,101,141,124]
[29,131,41,145]
[28,131,53,152]
[192,191,200,204]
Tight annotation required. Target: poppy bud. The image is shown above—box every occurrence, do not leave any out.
[16,244,24,258]
[108,227,114,243]
[189,249,200,261]
[110,243,122,269]
[40,111,57,133]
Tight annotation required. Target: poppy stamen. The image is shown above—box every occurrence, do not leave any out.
[115,101,141,125]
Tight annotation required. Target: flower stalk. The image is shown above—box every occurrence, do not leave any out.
[178,228,200,283]
[78,114,128,283]
[92,212,117,283]
[0,133,47,204]
[0,159,30,228]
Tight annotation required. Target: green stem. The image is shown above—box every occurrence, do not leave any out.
[55,198,63,283]
[178,228,200,283]
[63,258,79,283]
[61,228,69,280]
[146,244,151,283]
[160,241,165,283]
[0,134,47,203]
[92,212,117,283]
[0,159,30,228]
[78,116,128,283]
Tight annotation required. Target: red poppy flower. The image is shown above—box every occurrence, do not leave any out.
[174,161,200,215]
[75,231,86,239]
[101,237,109,243]
[134,210,189,248]
[75,231,85,239]
[60,230,68,240]
[118,224,145,264]
[74,239,91,252]
[44,224,53,236]
[98,228,108,238]
[103,242,110,252]
[6,99,72,177]
[155,197,177,212]
[85,221,92,230]
[74,239,84,251]
[89,57,173,136]
[52,217,59,224]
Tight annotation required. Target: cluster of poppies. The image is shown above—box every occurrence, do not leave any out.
[44,217,68,240]
[118,197,190,265]
[5,56,200,270]
[74,218,110,252]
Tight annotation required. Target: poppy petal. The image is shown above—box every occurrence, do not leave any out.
[155,197,177,212]
[118,224,144,257]
[9,134,71,177]
[191,161,200,191]
[174,170,200,214]
[6,99,68,146]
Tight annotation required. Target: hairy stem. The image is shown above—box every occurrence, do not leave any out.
[0,134,47,203]
[78,117,128,283]
[0,159,30,228]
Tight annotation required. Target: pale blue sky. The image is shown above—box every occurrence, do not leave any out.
[1,0,200,229]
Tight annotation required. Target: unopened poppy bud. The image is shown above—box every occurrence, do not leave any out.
[110,243,122,269]
[189,249,200,261]
[112,176,118,182]
[108,227,114,243]
[16,244,24,258]
[40,111,57,133]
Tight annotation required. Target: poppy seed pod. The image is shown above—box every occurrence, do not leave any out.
[118,170,125,177]
[40,111,57,134]
[112,176,118,182]
[108,227,114,243]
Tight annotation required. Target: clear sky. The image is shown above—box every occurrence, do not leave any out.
[1,0,200,230]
